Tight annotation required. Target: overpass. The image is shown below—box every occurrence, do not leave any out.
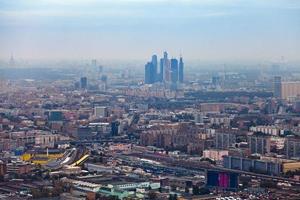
[121,152,300,185]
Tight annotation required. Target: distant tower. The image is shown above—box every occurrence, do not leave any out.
[170,58,179,90]
[272,64,280,75]
[100,75,108,91]
[170,58,179,84]
[144,54,158,84]
[179,56,184,83]
[9,54,15,66]
[163,51,171,82]
[151,55,158,81]
[98,65,103,80]
[274,76,282,98]
[89,59,98,80]
[159,58,164,82]
[145,62,155,84]
[99,65,103,74]
[80,77,88,89]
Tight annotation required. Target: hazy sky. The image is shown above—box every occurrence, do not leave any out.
[0,0,299,61]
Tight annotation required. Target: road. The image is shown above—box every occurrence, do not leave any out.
[115,152,300,185]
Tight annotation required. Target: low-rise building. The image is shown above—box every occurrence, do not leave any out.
[203,149,229,161]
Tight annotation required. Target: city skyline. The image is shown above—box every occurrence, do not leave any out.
[145,51,184,85]
[0,0,300,61]
[1,1,300,198]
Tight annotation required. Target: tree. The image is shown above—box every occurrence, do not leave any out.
[185,187,189,193]
[192,185,200,195]
[148,191,157,200]
[241,180,249,188]
[260,180,277,188]
[169,194,178,200]
[198,187,210,195]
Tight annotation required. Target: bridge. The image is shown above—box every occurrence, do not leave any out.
[120,152,300,185]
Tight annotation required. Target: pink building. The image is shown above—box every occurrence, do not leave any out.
[203,149,228,161]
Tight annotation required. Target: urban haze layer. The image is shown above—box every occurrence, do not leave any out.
[1,0,300,200]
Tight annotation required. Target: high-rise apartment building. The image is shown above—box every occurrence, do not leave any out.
[248,135,271,155]
[281,81,300,100]
[215,132,236,150]
[285,138,300,159]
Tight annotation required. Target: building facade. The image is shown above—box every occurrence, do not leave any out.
[248,135,271,155]
[281,81,300,100]
[215,132,236,150]
[223,155,282,175]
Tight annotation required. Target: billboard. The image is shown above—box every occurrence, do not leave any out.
[207,170,238,189]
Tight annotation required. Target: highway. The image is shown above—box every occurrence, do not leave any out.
[45,147,89,170]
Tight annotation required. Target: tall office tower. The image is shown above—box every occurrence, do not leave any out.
[159,58,164,82]
[163,51,171,82]
[163,51,168,60]
[179,56,184,83]
[274,76,282,98]
[145,62,151,84]
[145,62,155,84]
[97,65,104,81]
[151,55,158,81]
[170,58,179,84]
[80,77,88,89]
[100,75,108,91]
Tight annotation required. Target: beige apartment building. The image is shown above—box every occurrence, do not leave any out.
[281,81,300,100]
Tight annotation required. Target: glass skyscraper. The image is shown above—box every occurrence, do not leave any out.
[151,54,158,81]
[179,56,184,83]
[171,58,179,84]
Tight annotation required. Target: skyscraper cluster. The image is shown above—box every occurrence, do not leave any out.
[145,51,184,85]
